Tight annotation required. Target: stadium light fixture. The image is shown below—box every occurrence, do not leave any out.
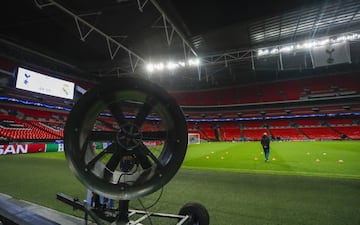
[146,64,155,73]
[178,61,186,67]
[145,58,201,73]
[257,32,360,57]
[188,58,200,66]
[155,63,164,70]
[166,61,179,70]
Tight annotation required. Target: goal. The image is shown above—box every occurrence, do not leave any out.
[188,133,201,144]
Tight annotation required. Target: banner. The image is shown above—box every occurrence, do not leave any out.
[0,142,96,156]
[0,144,46,155]
[45,143,59,152]
[310,42,351,68]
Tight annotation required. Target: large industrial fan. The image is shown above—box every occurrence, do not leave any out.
[61,76,209,225]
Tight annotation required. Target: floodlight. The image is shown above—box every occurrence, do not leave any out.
[188,58,200,66]
[345,33,359,40]
[302,42,314,49]
[166,61,179,70]
[257,32,360,57]
[178,61,186,67]
[317,39,330,46]
[145,58,201,73]
[279,45,294,53]
[146,63,154,73]
[258,49,269,56]
[270,48,279,54]
[155,63,164,70]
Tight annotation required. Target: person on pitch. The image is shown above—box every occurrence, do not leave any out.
[261,132,270,162]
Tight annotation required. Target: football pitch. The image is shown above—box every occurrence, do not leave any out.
[0,141,359,225]
[183,141,360,178]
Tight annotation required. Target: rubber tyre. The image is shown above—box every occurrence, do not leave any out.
[0,217,16,225]
[179,202,210,225]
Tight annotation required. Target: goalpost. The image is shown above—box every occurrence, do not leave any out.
[188,133,201,144]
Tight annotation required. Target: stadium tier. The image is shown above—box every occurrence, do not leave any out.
[242,129,268,141]
[0,114,62,141]
[299,127,341,140]
[0,71,359,142]
[269,128,305,140]
[1,103,359,142]
[170,73,359,106]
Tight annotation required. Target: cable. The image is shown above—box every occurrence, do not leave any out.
[138,198,153,225]
[128,186,164,225]
[116,163,139,185]
[134,186,164,211]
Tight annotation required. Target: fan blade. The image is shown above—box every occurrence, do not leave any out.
[86,143,117,170]
[139,143,163,169]
[134,96,157,127]
[136,154,152,169]
[104,150,123,181]
[108,102,127,126]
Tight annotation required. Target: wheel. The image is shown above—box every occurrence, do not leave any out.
[179,202,210,225]
[64,76,187,200]
[0,216,16,225]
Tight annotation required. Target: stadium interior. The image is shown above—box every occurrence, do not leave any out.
[0,0,359,144]
[0,1,360,225]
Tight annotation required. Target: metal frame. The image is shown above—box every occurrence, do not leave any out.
[126,210,190,225]
[33,0,198,74]
[27,0,360,81]
[34,0,145,73]
[149,0,198,58]
[56,192,191,225]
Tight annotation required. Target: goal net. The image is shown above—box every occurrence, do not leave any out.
[188,133,201,144]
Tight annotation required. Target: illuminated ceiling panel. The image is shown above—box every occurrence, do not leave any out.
[250,1,360,46]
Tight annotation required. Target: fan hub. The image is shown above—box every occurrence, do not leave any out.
[116,123,142,150]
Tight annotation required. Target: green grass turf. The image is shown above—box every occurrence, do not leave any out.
[183,141,360,178]
[0,141,359,225]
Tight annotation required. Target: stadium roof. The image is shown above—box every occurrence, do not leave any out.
[1,0,360,89]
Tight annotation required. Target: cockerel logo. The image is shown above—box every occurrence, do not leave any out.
[24,73,31,85]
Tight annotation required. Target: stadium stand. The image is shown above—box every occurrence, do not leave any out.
[269,128,305,141]
[0,110,358,142]
[0,105,66,142]
[170,73,359,106]
[299,127,341,140]
[0,71,358,142]
[1,100,359,142]
[333,126,360,139]
[242,129,268,141]
[0,114,62,141]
